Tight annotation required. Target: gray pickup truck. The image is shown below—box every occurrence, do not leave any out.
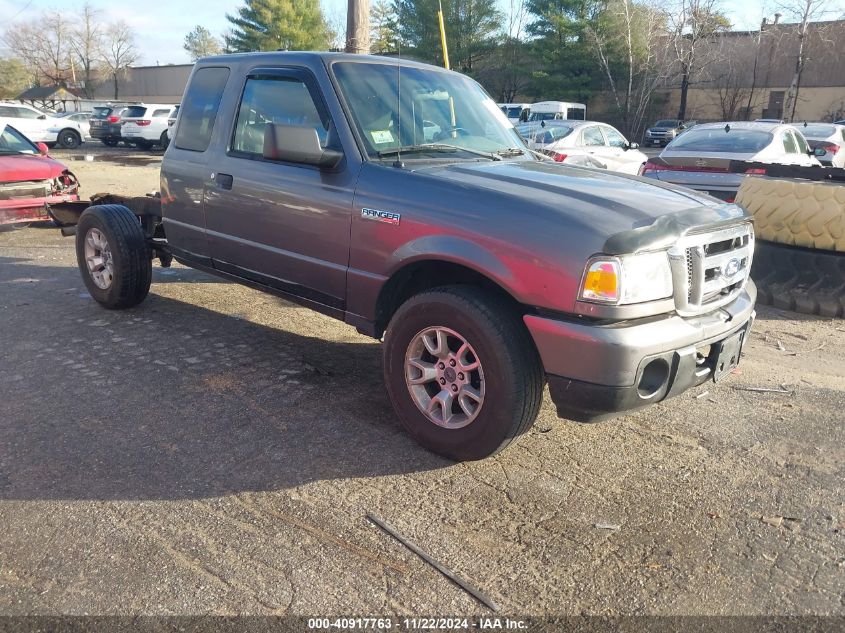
[58,52,756,461]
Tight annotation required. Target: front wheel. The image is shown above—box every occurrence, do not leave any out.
[58,129,81,149]
[383,286,544,461]
[75,204,152,309]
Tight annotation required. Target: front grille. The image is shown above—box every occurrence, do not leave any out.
[669,223,754,316]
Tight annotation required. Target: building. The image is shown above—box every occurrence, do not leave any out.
[16,85,87,112]
[92,64,194,104]
[664,19,845,122]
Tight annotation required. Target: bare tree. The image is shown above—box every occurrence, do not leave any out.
[3,11,72,85]
[586,0,670,138]
[69,3,104,98]
[665,0,730,120]
[778,0,833,121]
[101,21,139,99]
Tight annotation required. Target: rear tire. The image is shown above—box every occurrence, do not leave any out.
[75,204,152,309]
[101,139,118,147]
[383,286,544,461]
[159,131,169,149]
[58,129,82,149]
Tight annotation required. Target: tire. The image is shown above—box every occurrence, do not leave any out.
[58,128,81,149]
[383,286,544,461]
[135,140,152,150]
[736,176,845,252]
[159,131,169,149]
[75,204,152,309]
[102,139,118,147]
[751,240,845,317]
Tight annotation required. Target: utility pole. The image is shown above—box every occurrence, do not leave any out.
[346,0,370,54]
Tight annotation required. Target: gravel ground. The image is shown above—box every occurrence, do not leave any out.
[0,148,843,620]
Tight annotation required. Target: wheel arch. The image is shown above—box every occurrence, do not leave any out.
[373,255,527,338]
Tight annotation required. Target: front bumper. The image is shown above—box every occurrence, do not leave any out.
[525,281,757,421]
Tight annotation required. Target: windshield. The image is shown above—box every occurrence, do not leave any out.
[654,120,680,128]
[799,124,835,138]
[0,123,38,154]
[122,106,148,118]
[505,106,523,118]
[667,128,772,153]
[333,62,524,160]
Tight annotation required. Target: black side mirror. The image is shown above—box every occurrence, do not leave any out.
[812,147,826,157]
[263,123,342,169]
[38,114,47,120]
[626,142,639,150]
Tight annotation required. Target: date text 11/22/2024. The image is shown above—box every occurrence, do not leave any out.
[307,618,529,629]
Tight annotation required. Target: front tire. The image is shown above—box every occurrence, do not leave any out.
[58,129,81,148]
[75,205,152,309]
[383,286,544,461]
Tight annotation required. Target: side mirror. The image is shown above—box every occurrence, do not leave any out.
[627,142,639,150]
[36,142,49,155]
[38,114,47,120]
[812,147,826,157]
[263,123,342,169]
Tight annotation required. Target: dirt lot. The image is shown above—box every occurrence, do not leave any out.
[1,147,843,619]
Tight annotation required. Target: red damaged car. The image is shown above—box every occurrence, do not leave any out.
[0,120,79,226]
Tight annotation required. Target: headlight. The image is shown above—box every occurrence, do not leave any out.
[579,252,673,305]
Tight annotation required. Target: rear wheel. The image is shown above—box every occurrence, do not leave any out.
[75,204,152,309]
[58,129,81,149]
[159,131,169,149]
[383,286,544,461]
[102,138,118,147]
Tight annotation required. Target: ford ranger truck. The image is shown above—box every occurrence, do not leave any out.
[60,52,756,461]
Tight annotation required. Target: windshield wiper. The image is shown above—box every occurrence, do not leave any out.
[378,144,501,161]
[496,147,525,157]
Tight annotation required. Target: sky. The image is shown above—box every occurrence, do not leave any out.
[0,0,843,66]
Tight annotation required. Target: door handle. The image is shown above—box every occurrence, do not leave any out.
[213,172,233,190]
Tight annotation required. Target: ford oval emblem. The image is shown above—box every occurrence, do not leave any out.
[724,258,740,277]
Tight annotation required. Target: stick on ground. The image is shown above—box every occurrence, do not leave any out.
[367,513,501,612]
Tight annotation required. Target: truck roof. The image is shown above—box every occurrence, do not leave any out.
[195,51,460,75]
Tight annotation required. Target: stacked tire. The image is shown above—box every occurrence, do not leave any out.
[736,176,845,317]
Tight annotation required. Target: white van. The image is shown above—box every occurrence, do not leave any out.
[498,103,531,125]
[528,101,586,122]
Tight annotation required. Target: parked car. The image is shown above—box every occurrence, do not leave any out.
[163,105,180,146]
[0,120,80,226]
[528,101,586,122]
[519,120,648,174]
[642,119,696,147]
[89,105,128,146]
[641,121,823,202]
[56,52,757,461]
[49,112,94,148]
[0,102,64,144]
[120,104,175,149]
[498,103,531,124]
[793,122,845,167]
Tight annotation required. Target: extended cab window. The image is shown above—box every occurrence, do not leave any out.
[174,66,230,152]
[231,76,328,158]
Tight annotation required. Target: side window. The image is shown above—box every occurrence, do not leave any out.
[174,66,230,153]
[15,107,41,119]
[793,132,808,154]
[152,108,171,117]
[231,76,328,159]
[0,106,15,117]
[582,126,605,147]
[781,131,798,154]
[602,126,627,148]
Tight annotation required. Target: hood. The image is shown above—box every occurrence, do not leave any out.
[411,159,750,254]
[0,154,68,183]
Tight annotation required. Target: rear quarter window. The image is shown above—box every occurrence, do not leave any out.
[152,108,171,117]
[174,67,230,153]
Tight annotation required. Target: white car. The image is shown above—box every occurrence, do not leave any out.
[517,120,648,174]
[793,122,845,167]
[0,102,64,144]
[641,121,822,202]
[49,112,94,148]
[120,104,176,149]
[163,104,180,146]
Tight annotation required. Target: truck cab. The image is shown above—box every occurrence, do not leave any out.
[65,52,756,461]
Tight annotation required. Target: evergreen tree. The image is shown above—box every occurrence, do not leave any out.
[371,0,400,54]
[184,25,223,61]
[225,0,332,52]
[393,0,502,73]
